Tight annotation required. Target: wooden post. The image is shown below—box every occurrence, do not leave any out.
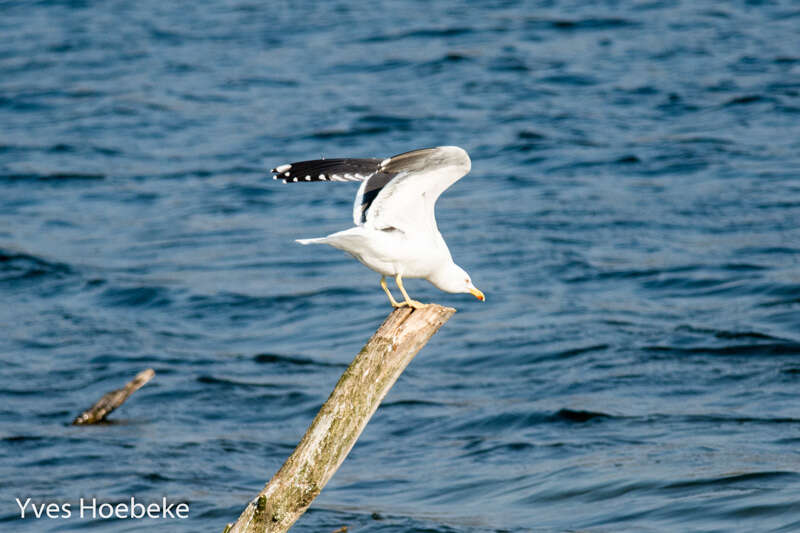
[72,368,155,425]
[225,304,456,533]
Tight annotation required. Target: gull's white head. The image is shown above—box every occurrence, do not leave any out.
[429,263,485,301]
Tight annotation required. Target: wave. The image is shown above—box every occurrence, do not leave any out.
[0,248,72,282]
[524,17,640,31]
[359,26,478,43]
[663,471,800,491]
[554,408,613,423]
[0,171,104,182]
[643,343,800,357]
[253,352,345,368]
[99,286,172,308]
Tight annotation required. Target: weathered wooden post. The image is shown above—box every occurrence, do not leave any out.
[225,304,456,533]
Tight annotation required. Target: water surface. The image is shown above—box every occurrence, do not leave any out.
[1,0,800,531]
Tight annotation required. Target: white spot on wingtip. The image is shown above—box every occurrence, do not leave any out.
[282,180,287,184]
[292,177,298,182]
[284,171,290,176]
[319,174,325,179]
[275,164,291,173]
[320,175,327,180]
[272,175,278,179]
[305,176,311,181]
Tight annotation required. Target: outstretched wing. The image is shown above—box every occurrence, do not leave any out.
[270,146,471,228]
[271,158,381,183]
[365,146,471,233]
[271,156,399,225]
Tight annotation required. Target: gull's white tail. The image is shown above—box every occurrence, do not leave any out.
[296,237,328,245]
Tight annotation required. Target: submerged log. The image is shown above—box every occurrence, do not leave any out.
[226,304,456,533]
[72,368,155,425]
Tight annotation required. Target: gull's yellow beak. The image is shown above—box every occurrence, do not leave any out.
[470,287,485,301]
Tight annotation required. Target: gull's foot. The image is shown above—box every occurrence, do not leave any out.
[391,300,427,309]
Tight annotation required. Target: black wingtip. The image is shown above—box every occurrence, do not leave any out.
[269,158,384,184]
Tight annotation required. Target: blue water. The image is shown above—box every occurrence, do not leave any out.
[2,0,800,531]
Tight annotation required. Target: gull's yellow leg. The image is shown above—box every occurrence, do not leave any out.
[395,274,427,309]
[381,276,402,308]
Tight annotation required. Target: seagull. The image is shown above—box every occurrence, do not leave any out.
[271,146,484,309]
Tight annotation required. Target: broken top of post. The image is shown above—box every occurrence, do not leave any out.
[226,304,456,533]
[72,368,155,425]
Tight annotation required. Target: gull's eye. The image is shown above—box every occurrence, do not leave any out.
[465,278,470,284]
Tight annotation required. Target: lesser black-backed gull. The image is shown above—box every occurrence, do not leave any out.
[271,146,484,308]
